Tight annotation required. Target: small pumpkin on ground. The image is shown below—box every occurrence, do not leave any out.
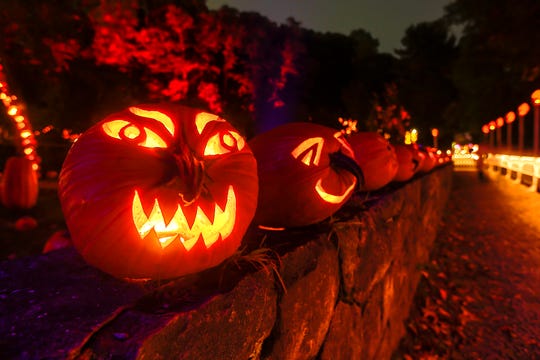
[249,122,362,228]
[14,216,38,231]
[1,156,38,209]
[58,103,258,280]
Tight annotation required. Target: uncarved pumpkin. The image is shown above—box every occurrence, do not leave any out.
[347,132,398,191]
[1,156,39,209]
[14,215,38,231]
[58,103,258,280]
[392,144,418,182]
[249,122,362,228]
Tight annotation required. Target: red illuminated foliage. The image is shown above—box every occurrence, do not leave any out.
[35,1,301,122]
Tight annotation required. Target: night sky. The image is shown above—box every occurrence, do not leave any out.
[206,0,452,54]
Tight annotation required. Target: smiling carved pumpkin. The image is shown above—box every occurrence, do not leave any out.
[58,104,258,280]
[249,122,362,228]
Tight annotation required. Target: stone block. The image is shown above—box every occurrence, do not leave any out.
[263,235,339,360]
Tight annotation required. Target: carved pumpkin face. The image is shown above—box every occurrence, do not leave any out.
[416,145,437,173]
[409,144,426,173]
[58,104,258,280]
[347,132,399,191]
[249,123,361,228]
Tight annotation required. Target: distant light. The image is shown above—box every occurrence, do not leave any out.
[532,89,540,105]
[431,128,439,137]
[505,111,516,124]
[518,102,530,116]
[482,124,490,134]
[496,117,504,128]
[7,105,17,116]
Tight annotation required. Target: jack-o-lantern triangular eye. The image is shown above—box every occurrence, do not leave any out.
[291,137,324,166]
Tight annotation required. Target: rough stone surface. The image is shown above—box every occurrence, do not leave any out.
[322,165,452,359]
[0,165,452,360]
[74,264,277,359]
[263,235,339,360]
[319,301,363,360]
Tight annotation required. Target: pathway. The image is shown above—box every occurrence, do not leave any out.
[393,170,540,359]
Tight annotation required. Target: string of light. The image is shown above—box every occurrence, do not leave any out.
[0,62,39,171]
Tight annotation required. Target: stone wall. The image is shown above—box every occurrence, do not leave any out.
[0,165,452,360]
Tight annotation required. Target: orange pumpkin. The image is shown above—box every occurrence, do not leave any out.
[14,215,38,231]
[393,144,418,182]
[347,132,398,191]
[1,156,39,209]
[416,145,437,173]
[58,104,258,280]
[249,122,362,228]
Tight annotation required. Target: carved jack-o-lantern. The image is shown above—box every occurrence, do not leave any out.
[249,122,362,228]
[347,132,398,191]
[416,145,437,173]
[58,104,258,280]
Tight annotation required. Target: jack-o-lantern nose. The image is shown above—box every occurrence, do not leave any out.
[176,151,204,205]
[161,147,205,206]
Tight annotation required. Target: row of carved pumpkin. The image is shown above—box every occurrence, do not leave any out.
[1,104,450,280]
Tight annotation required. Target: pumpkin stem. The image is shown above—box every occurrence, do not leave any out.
[163,146,204,205]
[178,152,204,205]
[329,151,364,191]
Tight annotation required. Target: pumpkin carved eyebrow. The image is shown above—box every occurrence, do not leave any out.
[195,112,225,135]
[128,107,175,136]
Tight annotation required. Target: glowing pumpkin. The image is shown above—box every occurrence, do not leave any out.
[249,122,362,228]
[416,145,437,173]
[392,144,419,182]
[58,104,258,280]
[347,132,398,191]
[1,156,39,209]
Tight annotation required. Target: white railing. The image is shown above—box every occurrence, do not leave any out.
[485,153,540,191]
[452,153,477,169]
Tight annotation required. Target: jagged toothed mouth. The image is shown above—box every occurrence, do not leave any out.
[132,186,236,251]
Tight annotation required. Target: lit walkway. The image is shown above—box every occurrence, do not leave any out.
[394,170,540,359]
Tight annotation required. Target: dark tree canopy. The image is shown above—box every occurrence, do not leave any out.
[443,0,540,143]
[1,0,538,151]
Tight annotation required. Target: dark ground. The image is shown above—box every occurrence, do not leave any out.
[0,180,66,261]
[394,170,540,359]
